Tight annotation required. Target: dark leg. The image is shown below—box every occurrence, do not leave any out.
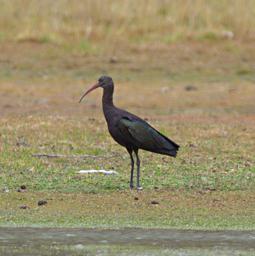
[134,149,142,190]
[127,149,134,189]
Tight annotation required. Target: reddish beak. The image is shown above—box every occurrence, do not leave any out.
[79,83,100,103]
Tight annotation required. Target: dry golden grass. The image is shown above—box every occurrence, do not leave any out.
[1,0,255,45]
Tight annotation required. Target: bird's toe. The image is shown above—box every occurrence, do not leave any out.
[130,184,134,190]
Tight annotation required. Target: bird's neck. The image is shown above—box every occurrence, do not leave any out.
[102,87,114,107]
[102,87,115,123]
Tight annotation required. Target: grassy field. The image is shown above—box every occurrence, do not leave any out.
[0,1,255,229]
[1,0,255,46]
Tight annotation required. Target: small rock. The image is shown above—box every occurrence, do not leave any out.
[90,103,98,109]
[38,200,47,206]
[185,85,197,91]
[134,197,139,201]
[3,104,12,109]
[206,188,216,192]
[2,187,9,193]
[154,186,159,190]
[160,87,169,93]
[16,136,29,147]
[17,185,27,192]
[109,56,118,63]
[151,200,159,205]
[221,30,234,39]
[74,244,85,250]
[20,205,29,209]
[35,98,49,105]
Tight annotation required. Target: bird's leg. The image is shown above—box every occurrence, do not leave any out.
[134,149,142,191]
[127,149,134,189]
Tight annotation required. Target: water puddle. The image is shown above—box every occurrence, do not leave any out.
[0,228,254,255]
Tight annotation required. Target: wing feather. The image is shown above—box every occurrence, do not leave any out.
[117,117,178,153]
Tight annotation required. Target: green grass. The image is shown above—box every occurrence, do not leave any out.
[0,115,254,193]
[0,190,254,230]
[0,110,254,229]
[0,37,255,229]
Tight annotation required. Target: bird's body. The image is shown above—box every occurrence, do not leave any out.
[103,98,179,157]
[80,76,180,189]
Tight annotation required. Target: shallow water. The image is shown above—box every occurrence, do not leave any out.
[0,228,254,256]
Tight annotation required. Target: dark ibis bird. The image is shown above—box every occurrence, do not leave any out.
[79,76,179,190]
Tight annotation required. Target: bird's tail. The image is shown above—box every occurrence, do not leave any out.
[164,142,179,157]
[167,145,179,157]
[158,136,180,157]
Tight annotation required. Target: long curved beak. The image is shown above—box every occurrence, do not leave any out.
[79,83,100,103]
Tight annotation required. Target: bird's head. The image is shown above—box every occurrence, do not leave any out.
[98,75,113,88]
[79,75,114,103]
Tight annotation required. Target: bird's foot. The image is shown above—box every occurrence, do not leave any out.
[129,184,134,190]
[136,186,143,191]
